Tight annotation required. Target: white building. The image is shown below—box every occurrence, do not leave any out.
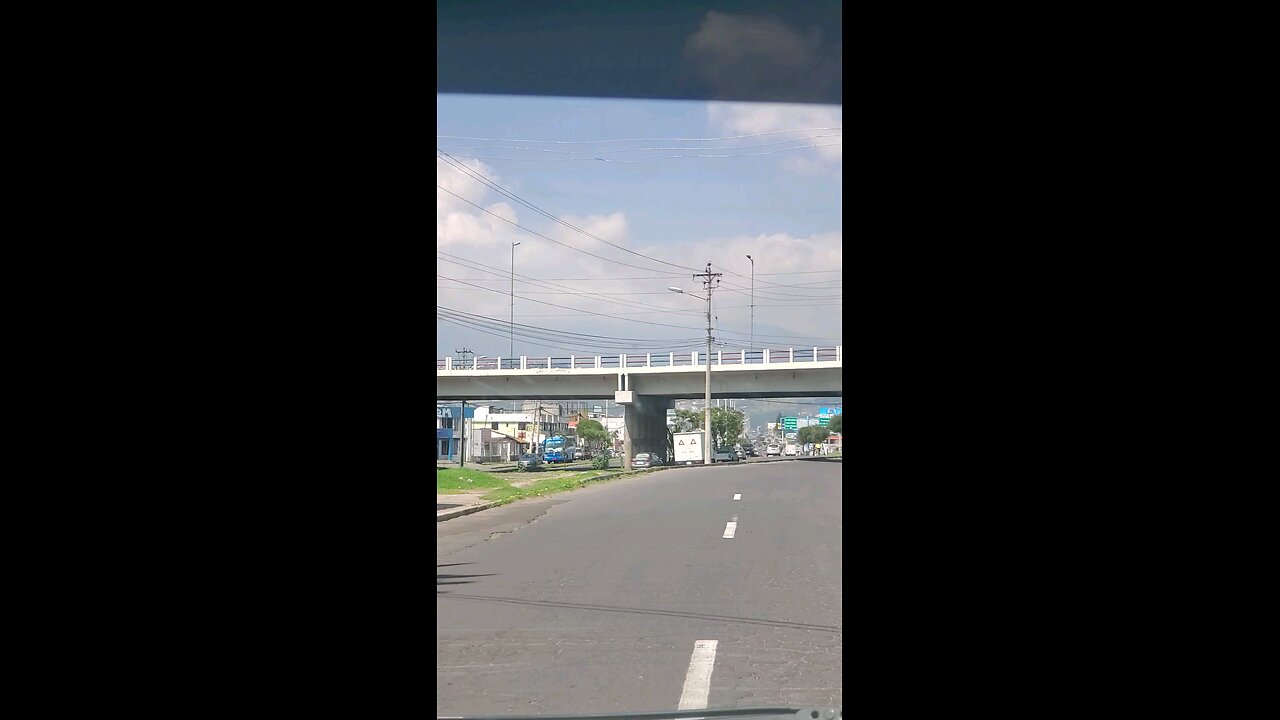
[465,405,569,461]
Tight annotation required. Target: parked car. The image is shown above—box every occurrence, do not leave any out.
[766,445,780,456]
[631,452,662,469]
[517,453,542,470]
[711,447,738,463]
[577,448,593,460]
[734,447,746,460]
[742,444,756,457]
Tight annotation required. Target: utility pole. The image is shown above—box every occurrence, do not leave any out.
[696,262,722,462]
[459,400,466,467]
[746,254,754,357]
[669,264,721,463]
[510,241,521,362]
[455,347,474,369]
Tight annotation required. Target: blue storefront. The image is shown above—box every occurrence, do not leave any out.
[436,406,475,461]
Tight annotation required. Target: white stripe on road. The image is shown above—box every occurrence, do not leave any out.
[722,519,737,539]
[733,493,741,500]
[677,640,719,710]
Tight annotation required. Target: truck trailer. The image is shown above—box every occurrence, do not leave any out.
[672,431,705,465]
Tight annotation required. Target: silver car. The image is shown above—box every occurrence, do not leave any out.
[711,447,738,463]
[516,453,542,470]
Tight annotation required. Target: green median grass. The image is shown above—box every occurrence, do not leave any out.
[438,467,626,506]
[436,468,511,494]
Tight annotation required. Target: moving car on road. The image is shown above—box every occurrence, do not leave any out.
[516,453,542,471]
[766,444,781,456]
[712,447,739,463]
[630,452,663,469]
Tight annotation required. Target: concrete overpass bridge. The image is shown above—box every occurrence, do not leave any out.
[437,346,841,462]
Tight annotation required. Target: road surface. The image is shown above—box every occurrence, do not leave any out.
[437,458,842,716]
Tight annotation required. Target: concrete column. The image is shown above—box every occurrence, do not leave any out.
[623,394,674,466]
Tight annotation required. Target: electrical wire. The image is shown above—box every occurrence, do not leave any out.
[438,186,709,276]
[441,142,842,163]
[436,128,842,143]
[437,133,841,155]
[437,251,700,314]
[439,306,704,346]
[439,150,701,273]
[437,290,842,342]
[437,315,710,355]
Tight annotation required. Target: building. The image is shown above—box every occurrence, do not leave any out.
[436,405,475,461]
[465,404,570,462]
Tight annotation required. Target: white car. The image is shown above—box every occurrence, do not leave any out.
[766,445,780,457]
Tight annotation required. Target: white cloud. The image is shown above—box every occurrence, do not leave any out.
[547,211,631,251]
[707,102,842,165]
[436,160,840,358]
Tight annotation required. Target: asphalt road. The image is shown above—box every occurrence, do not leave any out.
[437,458,842,716]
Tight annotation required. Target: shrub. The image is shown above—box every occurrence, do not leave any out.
[591,455,610,470]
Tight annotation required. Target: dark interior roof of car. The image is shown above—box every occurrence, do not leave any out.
[437,0,841,105]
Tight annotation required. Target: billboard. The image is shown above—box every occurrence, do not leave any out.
[819,407,842,416]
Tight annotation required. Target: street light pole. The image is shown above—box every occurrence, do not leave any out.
[746,254,754,357]
[510,241,521,362]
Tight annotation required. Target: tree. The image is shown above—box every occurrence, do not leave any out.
[709,407,745,448]
[828,415,842,434]
[799,426,830,445]
[576,418,608,450]
[674,408,701,432]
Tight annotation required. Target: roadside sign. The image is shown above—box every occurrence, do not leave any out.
[818,418,829,426]
[783,416,797,430]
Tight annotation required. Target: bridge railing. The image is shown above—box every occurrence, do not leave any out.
[438,346,841,370]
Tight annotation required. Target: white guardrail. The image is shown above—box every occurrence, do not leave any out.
[437,346,842,370]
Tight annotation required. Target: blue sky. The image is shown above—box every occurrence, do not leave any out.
[436,94,842,361]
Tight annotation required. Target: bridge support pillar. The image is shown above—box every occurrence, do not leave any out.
[623,395,673,468]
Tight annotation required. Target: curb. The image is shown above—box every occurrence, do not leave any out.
[436,501,503,522]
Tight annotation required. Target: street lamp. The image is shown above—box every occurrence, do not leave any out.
[746,254,754,358]
[670,285,714,464]
[510,242,521,363]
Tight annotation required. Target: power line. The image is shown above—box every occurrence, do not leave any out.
[440,294,839,345]
[717,303,842,309]
[437,133,841,155]
[436,128,843,144]
[438,314,712,355]
[437,274,723,331]
[441,142,842,163]
[439,306,703,346]
[713,264,846,295]
[430,270,841,281]
[437,252,699,314]
[438,150,700,273]
[438,186,702,275]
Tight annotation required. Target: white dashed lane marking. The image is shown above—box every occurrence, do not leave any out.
[733,493,741,500]
[677,640,719,710]
[722,516,738,539]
